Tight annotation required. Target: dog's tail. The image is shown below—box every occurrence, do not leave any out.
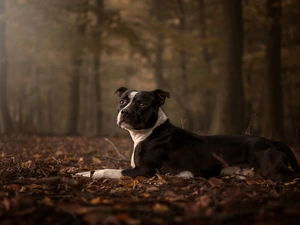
[272,140,300,174]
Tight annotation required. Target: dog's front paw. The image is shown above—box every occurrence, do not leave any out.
[75,169,122,179]
[92,170,106,179]
[75,170,105,178]
[75,171,93,178]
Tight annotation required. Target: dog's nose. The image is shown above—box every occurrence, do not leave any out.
[121,109,130,117]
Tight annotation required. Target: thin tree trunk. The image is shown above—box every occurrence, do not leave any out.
[198,0,213,132]
[93,55,102,134]
[153,0,165,89]
[68,54,82,134]
[81,73,88,132]
[262,0,284,140]
[18,82,25,132]
[67,11,87,134]
[35,66,43,133]
[177,0,188,94]
[47,89,53,133]
[0,0,13,133]
[177,0,194,130]
[93,0,104,135]
[198,0,211,73]
[209,0,244,134]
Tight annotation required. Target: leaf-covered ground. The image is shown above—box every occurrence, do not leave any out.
[0,135,300,225]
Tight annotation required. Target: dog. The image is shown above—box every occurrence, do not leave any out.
[76,87,300,181]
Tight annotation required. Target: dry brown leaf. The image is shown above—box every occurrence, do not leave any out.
[197,195,212,208]
[57,203,90,215]
[156,173,168,184]
[119,176,138,188]
[208,177,223,187]
[90,197,101,205]
[92,157,102,164]
[40,197,54,206]
[109,187,130,194]
[86,184,100,193]
[146,186,160,192]
[139,192,150,198]
[152,203,169,213]
[245,178,273,185]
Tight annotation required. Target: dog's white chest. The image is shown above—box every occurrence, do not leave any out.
[131,149,136,168]
[130,131,153,168]
[128,108,168,168]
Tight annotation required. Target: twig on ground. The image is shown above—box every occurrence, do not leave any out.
[181,118,187,129]
[245,110,260,135]
[156,168,168,183]
[104,138,126,160]
[212,153,229,167]
[0,136,16,152]
[46,136,69,160]
[100,156,130,162]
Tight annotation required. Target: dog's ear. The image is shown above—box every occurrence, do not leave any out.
[152,89,170,106]
[114,87,128,97]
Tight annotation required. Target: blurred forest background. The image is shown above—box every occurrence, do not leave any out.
[0,0,299,142]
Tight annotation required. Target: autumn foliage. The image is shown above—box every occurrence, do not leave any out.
[1,135,300,225]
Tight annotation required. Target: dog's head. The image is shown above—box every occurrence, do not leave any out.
[115,87,170,130]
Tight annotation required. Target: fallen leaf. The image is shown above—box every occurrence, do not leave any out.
[40,197,54,206]
[86,184,100,193]
[57,203,89,215]
[197,195,212,208]
[152,203,169,213]
[208,177,223,187]
[146,186,160,192]
[110,187,130,194]
[90,197,101,205]
[92,157,102,164]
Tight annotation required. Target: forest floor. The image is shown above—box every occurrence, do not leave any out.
[0,135,300,225]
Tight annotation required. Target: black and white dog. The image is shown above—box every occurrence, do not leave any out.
[77,87,300,181]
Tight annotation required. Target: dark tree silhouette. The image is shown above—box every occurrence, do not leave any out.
[209,0,244,134]
[262,0,284,140]
[0,0,13,133]
[68,7,88,134]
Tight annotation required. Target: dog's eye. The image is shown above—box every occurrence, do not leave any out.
[139,102,147,108]
[119,100,126,105]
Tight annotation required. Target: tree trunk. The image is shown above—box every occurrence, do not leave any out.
[198,0,211,73]
[18,81,25,133]
[177,0,194,130]
[153,0,165,89]
[47,89,53,133]
[35,66,43,133]
[0,0,13,133]
[177,0,188,94]
[209,0,244,134]
[261,0,284,140]
[93,0,104,135]
[93,55,102,135]
[67,10,87,134]
[68,53,82,134]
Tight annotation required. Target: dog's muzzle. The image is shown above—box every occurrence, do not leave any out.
[117,109,134,129]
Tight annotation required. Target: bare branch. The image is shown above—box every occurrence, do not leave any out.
[0,136,16,152]
[245,110,261,135]
[104,138,126,160]
[212,153,229,167]
[180,118,187,129]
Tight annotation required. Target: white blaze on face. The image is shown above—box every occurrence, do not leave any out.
[117,91,138,129]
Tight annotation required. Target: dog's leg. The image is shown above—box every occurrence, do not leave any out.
[256,148,299,181]
[76,169,123,179]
